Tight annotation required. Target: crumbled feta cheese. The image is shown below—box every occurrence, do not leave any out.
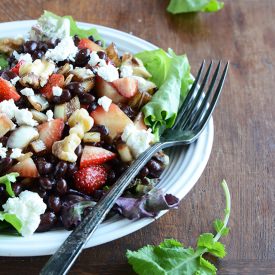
[120,65,133,78]
[97,64,119,82]
[0,99,18,119]
[20,87,35,96]
[98,96,112,112]
[0,143,7,158]
[13,52,32,63]
[52,86,63,96]
[99,59,107,67]
[10,76,20,86]
[2,190,47,236]
[45,37,78,62]
[89,52,101,66]
[10,148,22,159]
[46,110,54,121]
[14,108,38,126]
[121,124,155,157]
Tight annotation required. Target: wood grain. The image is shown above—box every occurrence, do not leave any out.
[0,0,275,274]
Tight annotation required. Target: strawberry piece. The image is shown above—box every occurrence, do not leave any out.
[37,118,65,150]
[80,145,116,168]
[11,60,25,75]
[40,74,64,100]
[9,157,39,178]
[112,77,138,98]
[0,77,21,102]
[74,165,107,195]
[78,38,103,52]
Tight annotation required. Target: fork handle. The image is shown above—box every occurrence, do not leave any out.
[40,142,163,275]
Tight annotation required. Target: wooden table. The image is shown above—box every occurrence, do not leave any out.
[1,0,274,274]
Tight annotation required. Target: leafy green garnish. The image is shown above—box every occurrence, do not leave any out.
[135,49,193,134]
[167,0,224,14]
[0,172,19,197]
[0,53,9,69]
[126,180,231,275]
[0,212,22,233]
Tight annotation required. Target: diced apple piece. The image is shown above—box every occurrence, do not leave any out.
[7,126,39,149]
[80,79,95,93]
[117,143,133,163]
[83,132,101,143]
[9,157,39,178]
[54,103,66,120]
[30,139,47,154]
[129,90,152,109]
[0,113,15,138]
[31,109,48,123]
[27,94,49,111]
[105,43,121,67]
[95,76,127,104]
[134,112,147,131]
[90,103,133,139]
[54,96,80,122]
[112,77,138,98]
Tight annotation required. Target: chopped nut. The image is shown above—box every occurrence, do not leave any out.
[0,37,24,54]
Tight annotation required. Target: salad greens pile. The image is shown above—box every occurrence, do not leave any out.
[167,0,224,14]
[136,49,193,135]
[127,180,231,275]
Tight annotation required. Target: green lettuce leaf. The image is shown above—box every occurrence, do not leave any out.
[135,49,193,134]
[167,0,224,14]
[0,53,9,69]
[0,172,19,197]
[0,212,22,233]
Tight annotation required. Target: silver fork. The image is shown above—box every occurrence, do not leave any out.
[40,60,229,275]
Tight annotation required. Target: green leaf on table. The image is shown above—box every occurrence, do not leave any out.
[213,219,229,236]
[0,172,19,197]
[167,0,224,14]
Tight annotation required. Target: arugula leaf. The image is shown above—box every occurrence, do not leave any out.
[0,212,22,232]
[0,172,19,197]
[135,48,193,134]
[167,0,224,14]
[0,53,9,69]
[127,180,231,275]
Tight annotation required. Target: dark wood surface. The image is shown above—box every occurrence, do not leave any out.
[0,0,275,274]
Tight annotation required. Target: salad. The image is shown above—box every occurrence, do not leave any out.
[0,12,193,237]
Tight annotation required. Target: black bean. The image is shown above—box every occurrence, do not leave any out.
[74,145,83,158]
[74,48,90,67]
[52,89,72,104]
[12,183,22,196]
[14,97,26,109]
[61,124,70,139]
[36,212,57,232]
[91,125,109,136]
[37,187,47,199]
[95,40,103,47]
[32,50,44,60]
[78,93,95,104]
[23,41,38,53]
[56,179,68,195]
[88,35,95,41]
[1,71,17,81]
[36,158,53,175]
[146,159,163,178]
[65,82,84,96]
[47,154,59,165]
[0,157,13,175]
[87,102,98,113]
[66,162,78,178]
[48,195,61,213]
[97,51,107,60]
[116,164,129,176]
[37,42,48,52]
[73,35,80,46]
[39,177,54,190]
[139,166,149,179]
[102,143,116,152]
[120,105,135,119]
[46,40,56,49]
[54,161,68,179]
[107,170,116,183]
[54,39,61,46]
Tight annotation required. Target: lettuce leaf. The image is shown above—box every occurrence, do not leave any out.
[135,49,193,134]
[0,172,19,197]
[167,0,224,14]
[0,53,9,69]
[0,212,22,233]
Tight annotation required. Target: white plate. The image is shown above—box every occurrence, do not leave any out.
[0,21,214,256]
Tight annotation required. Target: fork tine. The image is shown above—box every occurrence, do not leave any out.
[193,61,229,135]
[171,60,205,130]
[178,60,213,130]
[187,61,221,130]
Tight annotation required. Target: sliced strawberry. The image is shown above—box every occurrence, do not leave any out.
[9,157,39,178]
[11,60,25,75]
[80,145,116,168]
[74,165,107,195]
[112,77,138,98]
[95,75,127,104]
[0,77,21,102]
[37,118,65,150]
[90,103,133,139]
[40,74,64,100]
[78,38,103,52]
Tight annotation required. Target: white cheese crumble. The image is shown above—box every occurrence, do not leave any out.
[120,65,133,78]
[45,37,78,62]
[52,86,63,96]
[20,87,35,96]
[10,148,22,159]
[0,99,18,119]
[98,96,112,112]
[97,64,119,82]
[88,51,101,66]
[0,143,7,158]
[121,124,155,158]
[10,76,20,86]
[2,190,47,237]
[46,110,54,121]
[13,52,33,63]
[14,108,38,127]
